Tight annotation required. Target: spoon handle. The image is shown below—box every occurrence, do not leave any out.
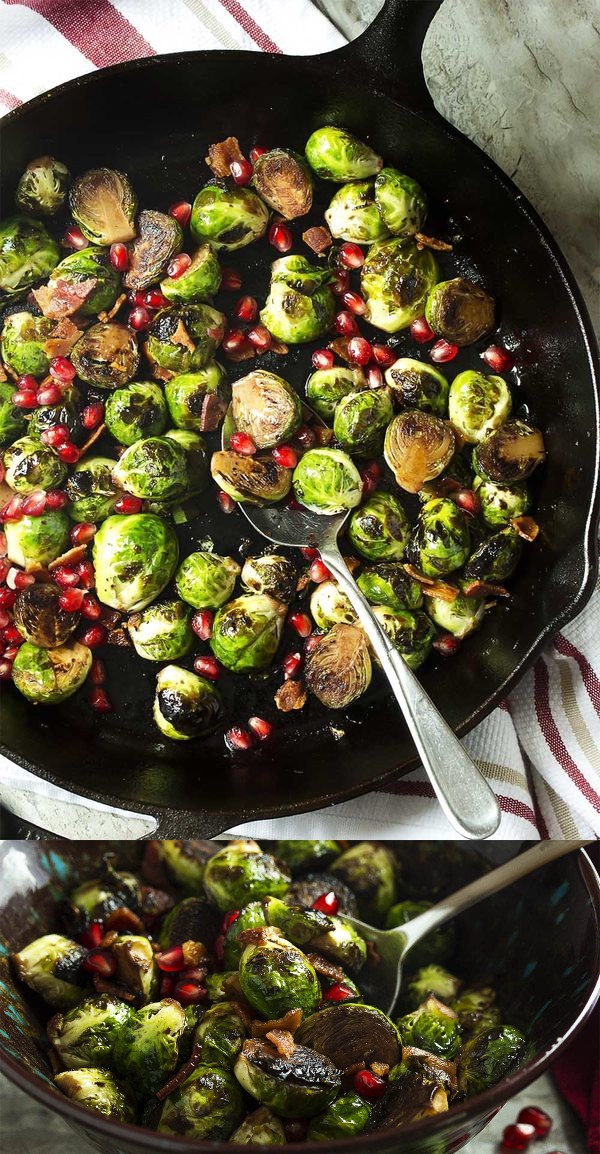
[320,546,501,840]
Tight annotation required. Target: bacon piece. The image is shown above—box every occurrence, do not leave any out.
[275,680,308,712]
[511,515,539,541]
[106,628,131,647]
[33,277,97,319]
[328,336,352,363]
[303,225,332,254]
[78,423,107,457]
[237,926,282,947]
[198,392,228,432]
[92,974,136,1001]
[251,1009,303,1038]
[313,425,334,446]
[182,940,208,968]
[463,579,510,599]
[100,930,119,948]
[43,317,81,359]
[415,232,453,253]
[205,136,246,178]
[48,544,88,571]
[171,319,195,352]
[0,363,7,382]
[266,1029,296,1058]
[98,293,127,323]
[269,339,289,356]
[371,1062,390,1077]
[403,565,459,602]
[306,954,345,983]
[344,1061,366,1076]
[156,1041,203,1101]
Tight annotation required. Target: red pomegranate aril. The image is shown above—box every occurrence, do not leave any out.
[143,289,170,311]
[80,921,105,949]
[517,1108,552,1137]
[272,445,298,469]
[17,374,39,392]
[81,595,102,620]
[37,384,63,406]
[90,658,106,685]
[284,1119,309,1144]
[63,224,88,250]
[311,348,334,371]
[83,948,117,977]
[372,343,397,368]
[156,945,185,972]
[230,157,254,186]
[128,305,151,331]
[193,655,220,681]
[128,290,147,307]
[312,891,339,916]
[410,315,435,343]
[332,270,350,296]
[0,561,9,586]
[1,495,23,521]
[58,587,85,613]
[323,982,355,1003]
[174,980,207,1006]
[169,200,192,227]
[433,633,461,656]
[247,324,272,351]
[221,266,242,290]
[77,561,96,589]
[300,546,318,560]
[430,339,458,363]
[235,295,259,322]
[249,145,267,163]
[295,425,317,449]
[8,569,35,590]
[160,974,175,998]
[348,336,372,366]
[0,609,10,629]
[20,489,47,516]
[217,489,236,514]
[0,658,13,679]
[89,686,113,713]
[82,624,107,649]
[221,910,241,934]
[191,609,214,641]
[230,431,257,456]
[309,558,331,583]
[71,522,96,546]
[3,624,23,644]
[339,241,365,269]
[224,726,254,752]
[354,1070,386,1100]
[3,646,19,663]
[114,494,143,515]
[501,1123,536,1151]
[342,290,367,316]
[82,402,105,430]
[481,344,515,372]
[109,242,129,271]
[288,611,312,638]
[46,489,69,509]
[335,310,359,337]
[214,932,225,963]
[167,252,192,279]
[56,442,80,464]
[49,356,76,383]
[283,651,303,679]
[11,389,38,409]
[367,366,383,389]
[248,716,273,742]
[0,590,17,609]
[269,222,293,252]
[53,564,80,588]
[454,489,481,517]
[222,328,247,354]
[41,424,70,447]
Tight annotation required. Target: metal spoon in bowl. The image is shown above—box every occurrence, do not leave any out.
[221,406,500,840]
[341,840,591,1015]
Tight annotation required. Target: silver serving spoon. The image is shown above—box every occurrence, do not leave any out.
[342,840,591,1015]
[221,407,500,840]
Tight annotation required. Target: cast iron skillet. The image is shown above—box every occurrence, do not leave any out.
[1,0,599,837]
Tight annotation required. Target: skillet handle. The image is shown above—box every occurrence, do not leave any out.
[341,0,443,115]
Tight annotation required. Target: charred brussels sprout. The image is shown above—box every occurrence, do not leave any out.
[16,156,70,217]
[0,381,26,446]
[348,491,410,561]
[159,895,218,949]
[4,435,66,493]
[305,624,372,709]
[373,605,436,670]
[93,513,179,612]
[112,435,188,501]
[385,358,449,417]
[298,1003,401,1070]
[404,965,462,1010]
[397,995,462,1059]
[194,1001,247,1068]
[104,381,167,445]
[11,639,91,704]
[262,895,333,949]
[190,184,269,251]
[231,1106,286,1145]
[71,322,139,389]
[384,411,456,493]
[45,247,121,318]
[357,563,423,612]
[285,873,358,917]
[111,934,158,1001]
[158,1063,244,1140]
[55,1068,134,1121]
[203,840,290,912]
[160,243,222,303]
[311,916,368,973]
[260,256,335,344]
[11,934,86,1010]
[305,126,383,182]
[473,419,546,485]
[127,600,193,661]
[65,457,119,523]
[331,843,396,923]
[474,476,531,528]
[211,449,292,505]
[112,999,188,1093]
[292,447,362,514]
[310,580,356,630]
[154,664,224,741]
[235,1039,341,1118]
[176,551,240,610]
[1,311,53,377]
[325,181,390,244]
[68,862,141,925]
[161,428,209,501]
[452,987,502,1038]
[48,993,132,1069]
[70,167,137,245]
[13,583,79,649]
[27,389,82,445]
[124,210,183,292]
[407,498,471,577]
[276,841,340,874]
[223,902,267,970]
[210,594,286,672]
[367,1056,449,1130]
[241,554,297,603]
[5,509,70,570]
[374,168,427,238]
[165,363,228,431]
[457,1025,527,1095]
[306,365,367,422]
[464,526,522,583]
[361,239,438,332]
[145,304,226,376]
[427,589,485,638]
[449,370,512,443]
[231,370,302,449]
[0,216,61,300]
[386,901,456,968]
[334,388,393,457]
[253,148,314,219]
[308,1093,371,1141]
[148,840,217,895]
[426,277,495,347]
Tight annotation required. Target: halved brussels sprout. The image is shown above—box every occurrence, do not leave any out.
[194,1001,247,1069]
[5,509,70,570]
[176,551,240,610]
[357,563,423,612]
[305,623,372,709]
[1,311,53,378]
[473,476,531,528]
[334,388,393,457]
[253,148,313,218]
[325,181,390,244]
[305,126,383,182]
[145,304,226,377]
[111,933,158,1001]
[236,1038,340,1118]
[165,363,228,432]
[452,987,501,1039]
[374,168,427,238]
[384,411,456,493]
[464,526,522,583]
[12,640,92,704]
[231,370,302,449]
[241,554,297,603]
[223,903,267,970]
[127,600,193,661]
[0,216,61,300]
[271,254,333,294]
[231,1106,286,1145]
[310,579,357,631]
[68,861,141,926]
[348,491,410,561]
[385,358,449,417]
[210,593,286,673]
[262,895,333,947]
[306,366,367,422]
[71,322,140,389]
[154,664,224,740]
[0,381,27,446]
[112,999,188,1093]
[297,1003,401,1070]
[449,370,512,443]
[403,965,462,1010]
[159,894,218,948]
[386,901,456,968]
[93,513,179,612]
[124,209,183,292]
[16,156,70,217]
[472,419,546,485]
[55,1068,134,1121]
[4,435,66,493]
[13,583,79,649]
[160,428,209,501]
[104,381,167,445]
[70,167,137,245]
[158,1063,244,1140]
[366,1058,448,1130]
[190,184,269,251]
[27,389,82,445]
[211,449,292,505]
[427,589,485,638]
[160,243,222,303]
[203,840,290,912]
[425,277,495,347]
[65,456,120,523]
[331,842,396,923]
[457,1025,527,1096]
[397,996,462,1059]
[407,497,471,578]
[307,1093,372,1141]
[311,915,368,973]
[373,605,436,670]
[260,257,336,344]
[11,933,86,1009]
[361,239,438,332]
[112,435,188,501]
[44,247,121,318]
[292,447,362,514]
[48,993,132,1070]
[240,933,321,1018]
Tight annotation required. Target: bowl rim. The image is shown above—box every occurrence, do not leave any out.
[1,848,599,1151]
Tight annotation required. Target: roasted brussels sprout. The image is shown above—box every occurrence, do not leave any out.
[154,664,224,741]
[357,563,423,612]
[331,842,396,923]
[70,167,137,245]
[385,358,449,417]
[93,513,179,612]
[275,841,340,874]
[235,1039,341,1117]
[292,447,362,514]
[325,180,390,244]
[27,389,82,444]
[190,184,269,251]
[11,934,86,1009]
[457,1025,527,1095]
[361,239,438,332]
[5,509,70,570]
[231,369,302,449]
[373,605,436,670]
[112,999,188,1093]
[253,148,314,219]
[311,916,368,974]
[0,216,61,300]
[43,247,121,318]
[65,456,119,523]
[452,987,502,1039]
[4,435,66,493]
[464,526,522,583]
[145,303,226,376]
[48,993,132,1069]
[305,623,372,709]
[71,322,140,389]
[159,894,218,949]
[160,243,222,303]
[239,553,296,604]
[0,381,26,446]
[260,257,335,344]
[407,497,471,577]
[305,126,383,182]
[386,901,456,968]
[55,1068,134,1121]
[285,873,358,918]
[112,434,188,501]
[211,449,292,505]
[310,580,356,630]
[176,550,240,610]
[262,895,333,949]
[384,411,456,493]
[194,1001,247,1068]
[418,451,474,502]
[374,168,427,238]
[68,861,141,925]
[398,995,462,1059]
[306,365,367,422]
[124,209,183,292]
[158,1063,244,1140]
[210,593,286,672]
[164,363,228,432]
[474,476,531,528]
[13,583,79,649]
[425,277,495,347]
[223,902,268,970]
[1,311,53,377]
[127,600,193,661]
[203,840,290,912]
[162,428,209,501]
[298,1003,401,1070]
[448,370,512,443]
[230,1106,286,1145]
[16,156,70,217]
[404,965,462,1010]
[348,491,410,561]
[307,1093,371,1141]
[367,1057,449,1130]
[427,589,485,638]
[146,839,216,894]
[333,388,393,457]
[472,419,546,485]
[110,934,158,1001]
[14,638,92,707]
[105,381,167,445]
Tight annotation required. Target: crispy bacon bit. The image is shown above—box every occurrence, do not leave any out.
[237,926,282,947]
[303,225,332,254]
[328,336,352,363]
[415,232,453,253]
[43,318,81,359]
[152,364,175,382]
[182,940,208,969]
[344,1061,366,1076]
[205,136,246,178]
[313,425,334,446]
[511,515,539,542]
[463,579,510,599]
[106,627,131,647]
[2,362,19,381]
[156,1041,203,1101]
[33,277,97,319]
[403,565,460,600]
[296,572,311,595]
[199,392,227,432]
[251,1009,303,1038]
[171,320,195,352]
[230,999,254,1030]
[100,929,119,949]
[78,423,107,458]
[371,1062,390,1077]
[342,555,361,574]
[98,292,127,323]
[48,544,88,571]
[402,1046,458,1093]
[275,679,308,712]
[99,607,123,629]
[306,954,345,983]
[224,343,256,364]
[92,974,136,1001]
[266,1029,296,1058]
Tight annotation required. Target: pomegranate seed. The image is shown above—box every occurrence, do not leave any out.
[53,565,80,588]
[0,563,9,588]
[501,1123,536,1151]
[167,253,192,279]
[367,366,383,389]
[1,495,23,521]
[3,624,23,645]
[109,242,129,271]
[0,658,14,680]
[431,339,458,363]
[82,625,107,649]
[37,384,63,406]
[8,569,35,590]
[338,242,365,269]
[214,932,225,963]
[90,658,106,685]
[89,686,113,713]
[222,328,247,354]
[20,489,47,517]
[3,647,19,663]
[81,595,102,620]
[269,222,293,252]
[312,891,339,916]
[41,424,70,447]
[160,975,175,997]
[11,389,38,409]
[342,290,367,316]
[295,425,317,450]
[80,921,104,949]
[49,356,76,383]
[348,336,372,366]
[56,442,80,464]
[235,295,258,322]
[82,402,105,430]
[230,157,254,186]
[230,431,257,456]
[322,982,356,1003]
[247,324,272,351]
[143,289,170,310]
[224,726,254,752]
[300,546,318,560]
[128,290,147,307]
[354,1070,386,1100]
[248,716,273,741]
[272,445,297,469]
[332,270,350,296]
[221,266,242,290]
[193,655,221,680]
[311,348,334,371]
[58,588,84,613]
[78,561,96,589]
[517,1108,552,1137]
[169,200,192,227]
[17,373,38,392]
[283,651,303,679]
[83,948,116,976]
[63,224,88,250]
[174,980,207,1006]
[372,343,397,367]
[410,316,435,343]
[70,522,96,546]
[288,611,312,638]
[0,531,7,555]
[128,306,151,331]
[433,633,461,656]
[360,460,383,496]
[46,489,69,509]
[309,558,331,583]
[0,609,9,629]
[453,489,481,517]
[284,1119,309,1144]
[249,145,267,163]
[335,310,359,337]
[481,344,515,372]
[156,946,185,972]
[0,590,17,609]
[191,610,214,641]
[114,494,143,515]
[217,489,236,514]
